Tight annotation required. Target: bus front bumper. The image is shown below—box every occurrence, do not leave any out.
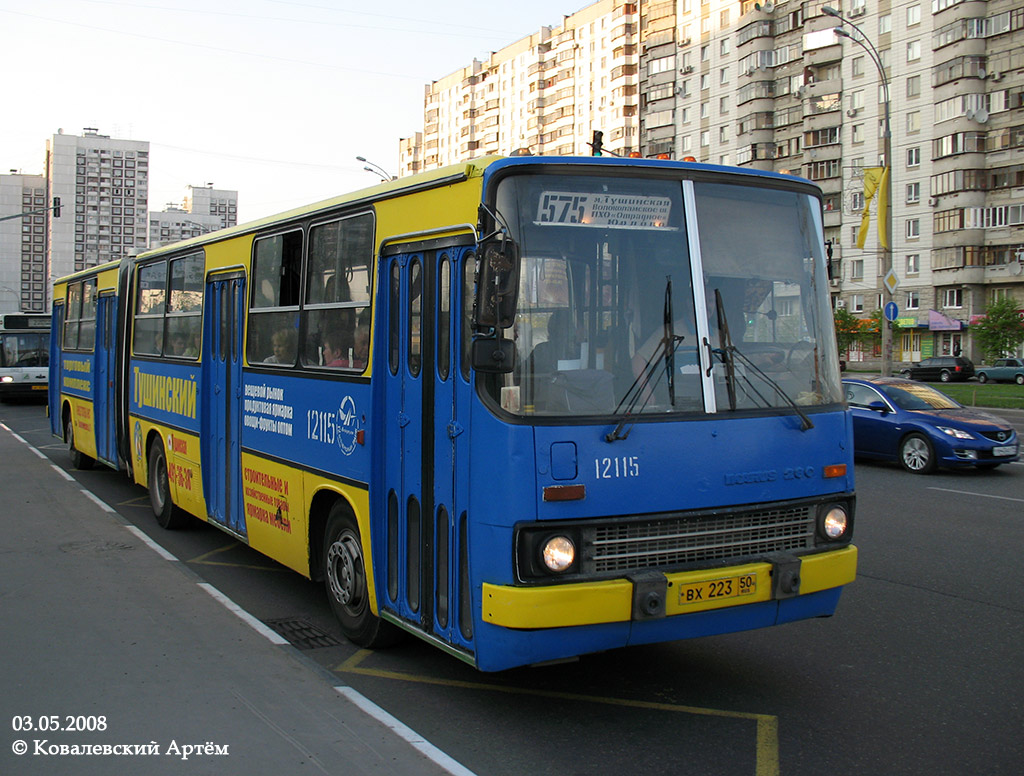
[482,546,857,629]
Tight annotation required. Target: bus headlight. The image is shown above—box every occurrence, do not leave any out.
[819,505,849,541]
[0,376,12,383]
[541,535,576,573]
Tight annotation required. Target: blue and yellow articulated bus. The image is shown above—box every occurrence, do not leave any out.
[51,156,856,671]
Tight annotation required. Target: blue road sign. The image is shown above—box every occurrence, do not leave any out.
[884,301,899,322]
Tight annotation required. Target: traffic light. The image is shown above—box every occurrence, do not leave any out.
[52,197,61,218]
[591,130,603,156]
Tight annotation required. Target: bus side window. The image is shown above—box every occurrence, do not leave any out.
[134,261,167,355]
[247,230,302,366]
[64,282,83,351]
[301,213,373,370]
[78,279,98,352]
[166,253,203,359]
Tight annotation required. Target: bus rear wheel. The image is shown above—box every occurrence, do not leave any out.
[323,504,401,648]
[147,438,188,529]
[65,413,94,470]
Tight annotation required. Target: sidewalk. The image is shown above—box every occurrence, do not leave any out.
[0,423,469,776]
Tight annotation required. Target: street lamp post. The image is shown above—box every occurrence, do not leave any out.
[355,156,395,182]
[823,5,894,376]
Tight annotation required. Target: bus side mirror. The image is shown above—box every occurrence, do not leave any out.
[474,240,519,330]
[471,337,516,374]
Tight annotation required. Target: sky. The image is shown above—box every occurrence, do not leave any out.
[0,0,582,222]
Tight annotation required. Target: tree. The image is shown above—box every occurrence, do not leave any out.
[859,309,903,358]
[972,297,1024,362]
[832,307,861,359]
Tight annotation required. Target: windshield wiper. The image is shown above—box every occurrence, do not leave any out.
[711,288,814,432]
[606,278,685,443]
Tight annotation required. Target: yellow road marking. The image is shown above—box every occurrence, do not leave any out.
[117,496,153,509]
[336,650,779,775]
[187,542,288,572]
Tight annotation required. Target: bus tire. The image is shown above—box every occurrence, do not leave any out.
[324,504,402,649]
[147,438,188,529]
[65,412,94,470]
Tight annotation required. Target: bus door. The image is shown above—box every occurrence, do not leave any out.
[202,273,247,537]
[380,244,473,647]
[94,293,118,464]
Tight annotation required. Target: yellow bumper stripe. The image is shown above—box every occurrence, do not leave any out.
[482,546,858,630]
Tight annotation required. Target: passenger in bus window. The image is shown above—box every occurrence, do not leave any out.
[169,332,197,358]
[322,330,354,368]
[351,325,369,369]
[264,327,297,365]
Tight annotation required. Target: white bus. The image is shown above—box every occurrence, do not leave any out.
[0,313,51,401]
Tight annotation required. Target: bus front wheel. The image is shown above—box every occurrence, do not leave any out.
[147,438,188,529]
[323,504,401,649]
[65,413,94,470]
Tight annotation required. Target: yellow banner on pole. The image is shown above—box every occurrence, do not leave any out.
[856,167,890,250]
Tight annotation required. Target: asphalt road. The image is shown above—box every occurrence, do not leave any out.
[3,398,1022,776]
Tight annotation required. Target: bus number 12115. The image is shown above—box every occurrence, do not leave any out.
[595,456,640,479]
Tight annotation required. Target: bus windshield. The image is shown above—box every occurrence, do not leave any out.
[485,171,843,419]
[0,331,49,368]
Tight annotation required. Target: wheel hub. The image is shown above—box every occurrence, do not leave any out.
[327,532,363,610]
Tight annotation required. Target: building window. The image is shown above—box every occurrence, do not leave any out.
[907,4,921,26]
[906,219,921,239]
[942,288,963,309]
[907,147,921,167]
[906,254,920,275]
[906,182,921,203]
[907,40,920,62]
[906,291,920,310]
[907,111,920,133]
[906,75,921,98]
[851,294,864,313]
[850,259,864,280]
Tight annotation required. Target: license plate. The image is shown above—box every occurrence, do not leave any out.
[678,573,757,606]
[993,445,1016,457]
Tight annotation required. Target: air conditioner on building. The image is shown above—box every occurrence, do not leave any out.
[990,71,1003,81]
[830,278,840,287]
[682,65,694,74]
[835,299,846,308]
[679,37,692,46]
[928,197,939,207]
[846,108,859,117]
[849,6,867,17]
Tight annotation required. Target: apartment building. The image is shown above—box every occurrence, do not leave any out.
[405,0,1023,361]
[46,129,150,296]
[183,184,238,230]
[400,0,640,174]
[0,172,48,313]
[149,184,238,249]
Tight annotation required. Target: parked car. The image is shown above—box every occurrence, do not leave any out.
[975,358,1024,385]
[843,376,1019,474]
[898,356,975,382]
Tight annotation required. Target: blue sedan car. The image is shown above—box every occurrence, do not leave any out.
[842,376,1020,474]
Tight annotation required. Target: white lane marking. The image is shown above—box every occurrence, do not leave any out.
[928,487,1024,504]
[124,524,179,562]
[197,582,289,645]
[80,488,116,513]
[334,686,480,776]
